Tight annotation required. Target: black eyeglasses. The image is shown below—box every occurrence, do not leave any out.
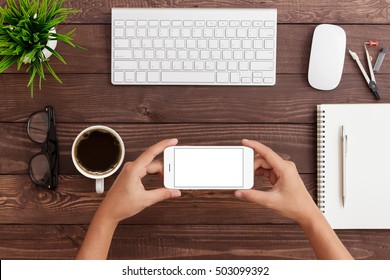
[27,106,59,189]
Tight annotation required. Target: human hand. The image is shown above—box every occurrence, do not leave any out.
[235,139,317,224]
[99,138,181,224]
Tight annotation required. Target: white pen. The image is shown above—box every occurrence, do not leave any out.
[342,125,348,207]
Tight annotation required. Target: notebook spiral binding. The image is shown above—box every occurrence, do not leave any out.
[317,107,326,213]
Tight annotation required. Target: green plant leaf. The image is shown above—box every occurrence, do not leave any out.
[44,45,66,64]
[44,60,62,84]
[0,55,17,72]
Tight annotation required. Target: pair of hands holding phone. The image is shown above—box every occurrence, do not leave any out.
[102,138,317,225]
[77,138,353,260]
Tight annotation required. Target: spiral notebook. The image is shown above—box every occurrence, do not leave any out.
[317,104,390,229]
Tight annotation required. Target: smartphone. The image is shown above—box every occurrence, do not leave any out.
[164,146,254,189]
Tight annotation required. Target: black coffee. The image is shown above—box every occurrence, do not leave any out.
[75,130,121,173]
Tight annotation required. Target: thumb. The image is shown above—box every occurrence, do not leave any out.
[235,189,271,207]
[145,188,181,206]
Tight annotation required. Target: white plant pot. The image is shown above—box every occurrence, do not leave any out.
[42,27,58,59]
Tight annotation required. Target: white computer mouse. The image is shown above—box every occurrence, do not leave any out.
[308,24,346,90]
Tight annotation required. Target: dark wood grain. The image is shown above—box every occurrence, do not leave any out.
[1,224,389,260]
[1,0,390,260]
[0,123,315,175]
[3,24,390,75]
[1,74,389,123]
[0,0,385,24]
[0,174,315,225]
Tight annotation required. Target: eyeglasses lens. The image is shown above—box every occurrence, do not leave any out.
[28,112,49,143]
[30,154,51,185]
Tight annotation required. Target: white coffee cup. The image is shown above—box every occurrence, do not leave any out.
[71,125,125,194]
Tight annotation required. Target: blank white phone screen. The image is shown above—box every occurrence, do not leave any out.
[174,148,243,187]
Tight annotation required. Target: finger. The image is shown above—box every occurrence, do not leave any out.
[133,138,178,175]
[254,155,272,170]
[146,160,163,175]
[144,188,181,206]
[235,189,272,208]
[242,139,284,175]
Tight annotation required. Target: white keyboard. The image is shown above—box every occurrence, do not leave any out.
[111,8,277,86]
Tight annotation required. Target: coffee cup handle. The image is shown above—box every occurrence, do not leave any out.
[96,178,104,194]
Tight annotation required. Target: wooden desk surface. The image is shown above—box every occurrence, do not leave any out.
[1,0,390,260]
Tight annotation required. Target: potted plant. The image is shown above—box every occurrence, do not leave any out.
[0,0,84,96]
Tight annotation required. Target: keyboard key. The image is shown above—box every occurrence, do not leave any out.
[149,20,159,27]
[137,20,147,26]
[125,72,135,82]
[231,40,241,49]
[253,21,263,27]
[133,50,143,59]
[137,28,146,37]
[248,29,258,38]
[189,50,199,59]
[184,61,193,70]
[242,39,252,49]
[183,20,193,27]
[125,20,136,26]
[136,72,146,82]
[139,61,149,70]
[175,39,185,48]
[148,28,158,37]
[114,20,125,26]
[220,40,230,49]
[250,61,273,71]
[150,61,160,69]
[237,29,247,38]
[205,61,215,70]
[162,72,215,83]
[206,21,217,27]
[217,72,229,83]
[114,71,124,82]
[166,50,176,59]
[241,21,251,27]
[125,28,135,37]
[161,61,171,69]
[217,61,227,70]
[218,20,229,27]
[264,21,275,27]
[256,50,273,60]
[172,20,182,26]
[114,39,129,48]
[178,50,188,59]
[260,29,275,38]
[253,77,262,83]
[230,21,240,27]
[172,61,182,70]
[194,61,204,70]
[228,61,238,70]
[245,50,254,59]
[226,29,236,38]
[195,20,205,27]
[114,28,124,37]
[254,39,263,49]
[263,77,274,83]
[230,72,240,83]
[161,20,170,26]
[114,60,137,70]
[264,39,274,49]
[241,77,251,83]
[130,38,141,48]
[147,72,160,82]
[114,50,132,59]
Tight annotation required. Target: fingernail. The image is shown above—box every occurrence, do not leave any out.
[171,190,181,197]
[242,139,249,142]
[171,138,178,143]
[235,191,243,198]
